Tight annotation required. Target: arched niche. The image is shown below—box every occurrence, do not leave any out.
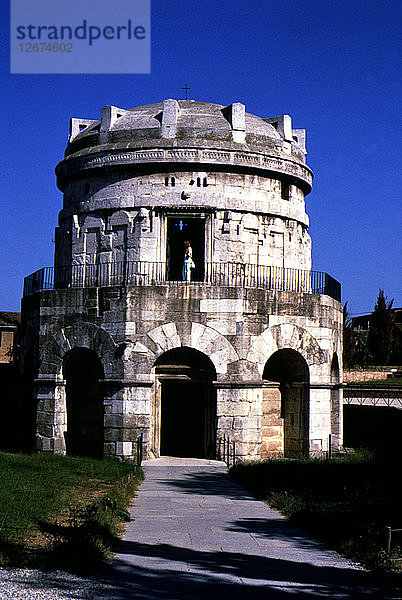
[153,347,217,458]
[63,348,105,458]
[263,349,310,458]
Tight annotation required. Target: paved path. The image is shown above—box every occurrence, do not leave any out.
[1,458,399,599]
[93,457,400,600]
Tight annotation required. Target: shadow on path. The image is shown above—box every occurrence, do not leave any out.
[226,516,331,551]
[95,540,400,600]
[2,460,400,600]
[149,469,253,500]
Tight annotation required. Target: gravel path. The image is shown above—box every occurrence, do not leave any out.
[0,568,99,600]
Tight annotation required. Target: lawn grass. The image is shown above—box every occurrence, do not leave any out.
[0,452,143,570]
[230,450,401,572]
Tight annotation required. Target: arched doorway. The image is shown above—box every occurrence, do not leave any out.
[154,347,217,458]
[166,216,205,281]
[63,348,104,458]
[263,349,310,458]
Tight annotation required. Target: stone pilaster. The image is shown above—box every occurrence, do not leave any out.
[261,383,283,457]
[35,375,66,453]
[216,382,262,461]
[330,384,343,451]
[103,379,153,459]
[309,385,332,455]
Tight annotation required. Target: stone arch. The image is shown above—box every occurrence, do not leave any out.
[247,323,327,376]
[81,214,104,231]
[262,348,310,458]
[109,209,132,227]
[146,322,239,375]
[40,322,122,379]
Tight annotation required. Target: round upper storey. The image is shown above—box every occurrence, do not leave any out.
[56,100,313,192]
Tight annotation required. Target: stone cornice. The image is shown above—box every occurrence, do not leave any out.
[100,378,154,387]
[56,147,313,191]
[213,381,264,388]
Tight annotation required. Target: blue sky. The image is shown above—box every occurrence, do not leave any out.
[1,0,401,314]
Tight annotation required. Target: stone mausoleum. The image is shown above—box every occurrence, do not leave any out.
[21,99,343,461]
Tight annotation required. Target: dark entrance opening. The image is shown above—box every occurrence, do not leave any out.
[330,354,341,448]
[166,216,205,281]
[263,349,310,457]
[343,405,402,453]
[155,347,216,458]
[63,348,104,458]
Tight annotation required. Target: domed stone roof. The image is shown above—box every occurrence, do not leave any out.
[57,99,312,193]
[65,100,304,161]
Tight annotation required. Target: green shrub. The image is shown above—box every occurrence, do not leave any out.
[230,451,400,572]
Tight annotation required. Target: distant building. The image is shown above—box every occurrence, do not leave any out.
[21,99,343,461]
[352,308,402,365]
[0,312,20,363]
[0,312,27,451]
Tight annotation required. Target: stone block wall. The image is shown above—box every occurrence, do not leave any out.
[261,384,283,457]
[343,368,393,382]
[22,282,342,461]
[56,169,311,271]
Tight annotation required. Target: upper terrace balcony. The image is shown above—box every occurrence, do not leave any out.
[23,262,341,302]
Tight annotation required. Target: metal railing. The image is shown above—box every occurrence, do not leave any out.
[23,261,341,302]
[343,385,402,409]
[217,435,236,467]
[136,433,143,466]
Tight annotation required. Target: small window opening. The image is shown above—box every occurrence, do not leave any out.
[165,177,169,186]
[281,181,290,200]
[292,135,298,142]
[203,177,208,187]
[171,177,175,187]
[197,177,201,187]
[79,124,87,132]
[189,179,195,186]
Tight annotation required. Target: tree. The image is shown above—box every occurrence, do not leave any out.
[367,289,395,365]
[343,302,359,368]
